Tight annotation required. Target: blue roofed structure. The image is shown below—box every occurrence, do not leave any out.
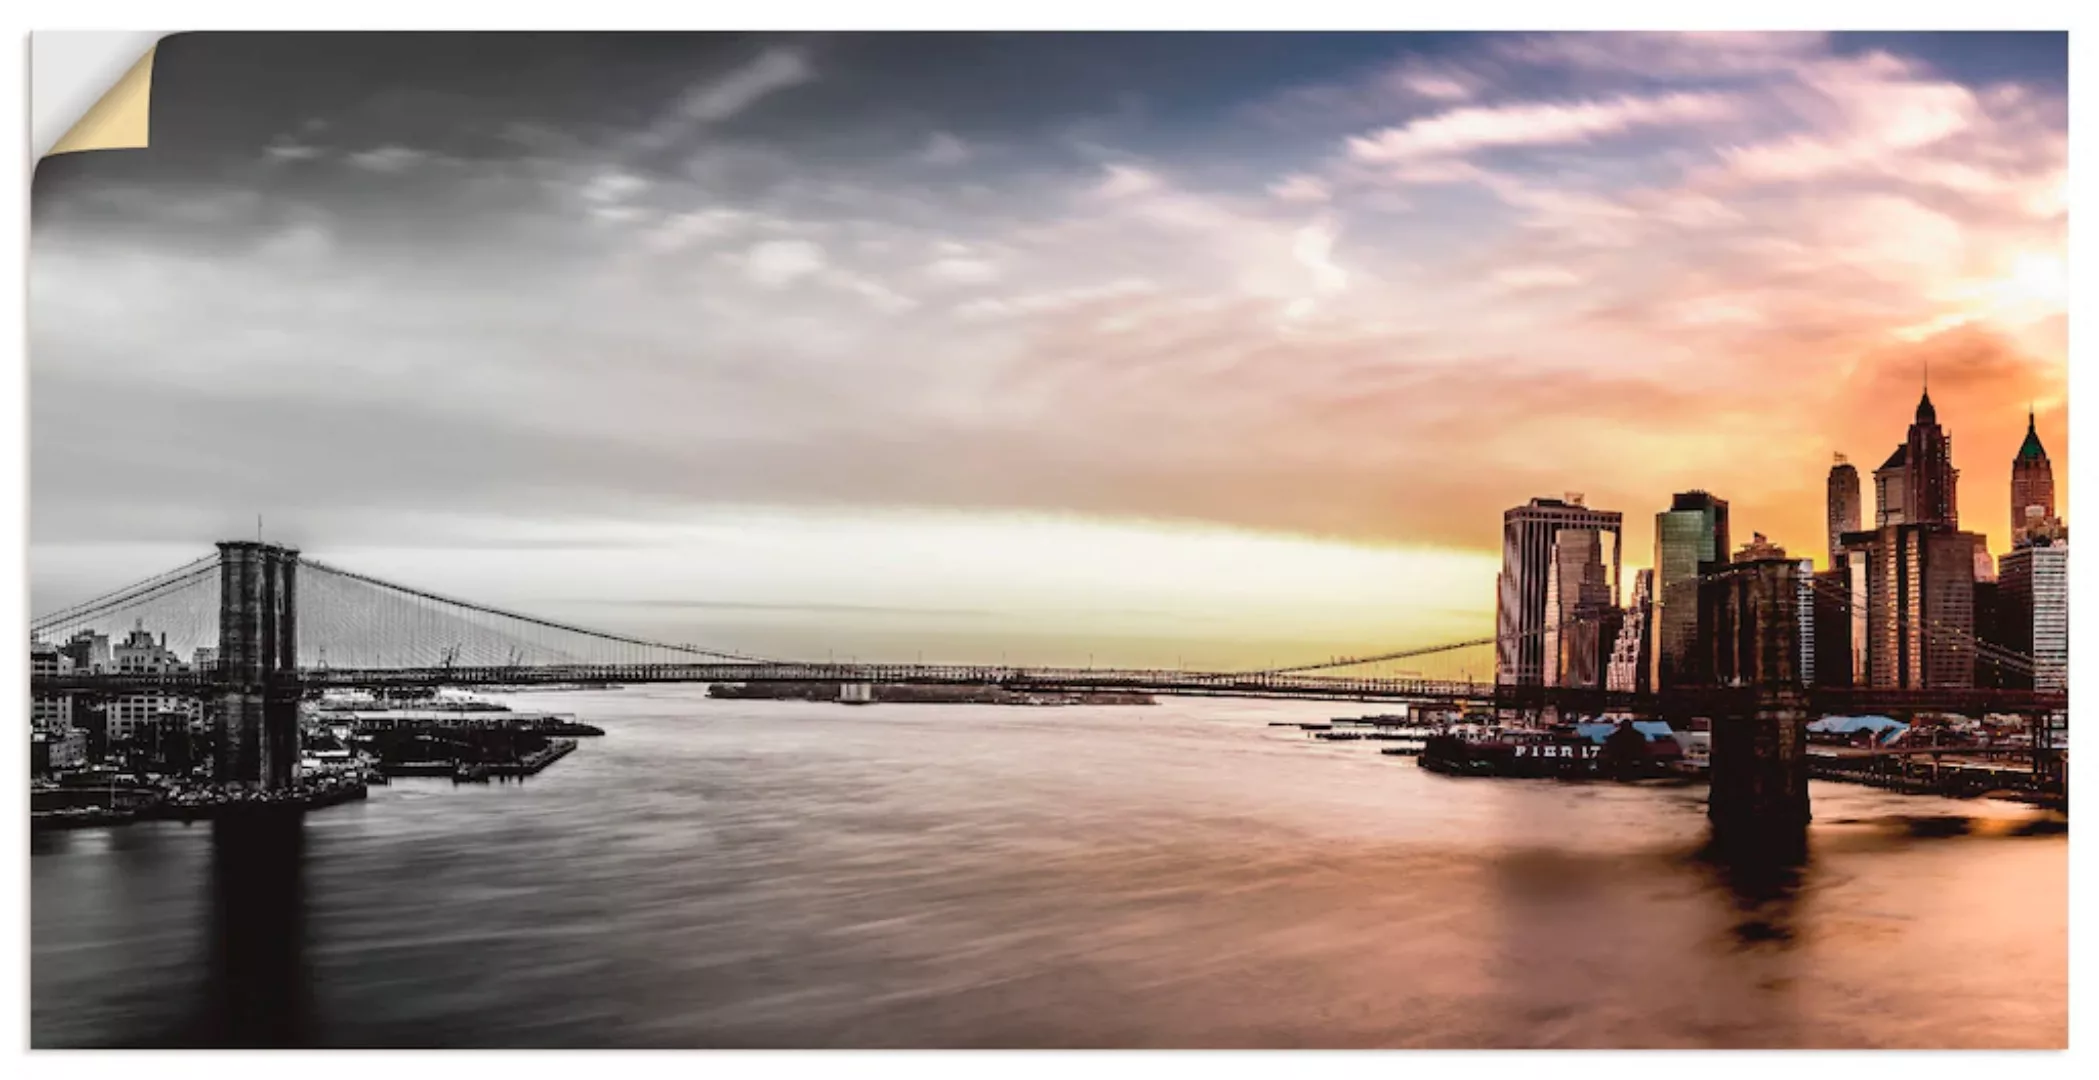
[1808,715,1910,745]
[1573,721,1676,744]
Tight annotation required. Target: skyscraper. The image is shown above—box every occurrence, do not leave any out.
[1850,523,1982,689]
[1827,453,1861,568]
[1906,389,1960,527]
[1544,527,1618,688]
[1997,541,2067,692]
[1650,491,1730,689]
[1606,569,1654,694]
[1848,389,1991,690]
[1872,389,1961,529]
[1495,496,1623,686]
[2011,409,2062,548]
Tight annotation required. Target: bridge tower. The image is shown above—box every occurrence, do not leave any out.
[1697,556,1814,840]
[216,542,301,789]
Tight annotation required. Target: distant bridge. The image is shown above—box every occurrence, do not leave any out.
[33,661,2066,717]
[29,541,2063,807]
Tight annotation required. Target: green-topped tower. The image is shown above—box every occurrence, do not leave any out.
[2011,408,2061,548]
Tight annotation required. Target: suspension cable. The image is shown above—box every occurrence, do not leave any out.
[298,557,773,664]
[30,557,221,636]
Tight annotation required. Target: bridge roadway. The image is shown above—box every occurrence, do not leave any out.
[30,663,2068,717]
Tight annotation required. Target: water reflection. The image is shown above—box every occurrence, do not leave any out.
[188,815,313,1047]
[30,692,2069,1048]
[1697,827,1808,949]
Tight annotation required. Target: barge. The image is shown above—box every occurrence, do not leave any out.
[1418,724,1681,780]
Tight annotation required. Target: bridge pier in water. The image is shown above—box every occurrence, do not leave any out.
[1707,688,1811,841]
[216,542,302,790]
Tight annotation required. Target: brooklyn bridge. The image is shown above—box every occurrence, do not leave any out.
[30,541,2065,830]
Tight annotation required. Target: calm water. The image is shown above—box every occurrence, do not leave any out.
[31,689,2067,1048]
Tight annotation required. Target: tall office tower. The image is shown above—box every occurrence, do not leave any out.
[1997,541,2069,692]
[1544,527,1618,688]
[1853,523,1983,689]
[1649,491,1731,689]
[2010,409,2062,549]
[1606,569,1655,694]
[1827,453,1861,569]
[1904,388,1960,527]
[1851,385,1986,689]
[1873,388,1960,528]
[1495,496,1623,686]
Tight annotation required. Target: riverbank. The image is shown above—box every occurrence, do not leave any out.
[1808,757,2068,810]
[31,775,370,832]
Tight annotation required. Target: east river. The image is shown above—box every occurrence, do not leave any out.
[30,688,2067,1048]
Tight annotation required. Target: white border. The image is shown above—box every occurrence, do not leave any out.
[6,3,2092,1077]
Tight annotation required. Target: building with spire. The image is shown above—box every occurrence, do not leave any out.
[1841,386,1986,690]
[1873,389,1959,528]
[2011,409,2062,548]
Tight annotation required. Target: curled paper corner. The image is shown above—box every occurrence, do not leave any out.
[46,44,159,158]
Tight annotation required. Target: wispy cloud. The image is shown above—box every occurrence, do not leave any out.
[345,145,430,172]
[1347,91,1736,163]
[636,46,815,151]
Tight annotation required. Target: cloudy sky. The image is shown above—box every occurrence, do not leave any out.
[29,31,2068,668]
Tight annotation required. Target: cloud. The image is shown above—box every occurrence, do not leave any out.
[1493,265,1580,290]
[345,145,429,173]
[926,255,1000,285]
[1394,69,1475,102]
[1268,174,1331,204]
[1291,216,1348,295]
[634,47,816,152]
[920,131,971,166]
[1347,91,1737,162]
[644,208,756,253]
[1496,31,1828,78]
[1093,164,1164,199]
[579,169,650,205]
[953,279,1157,321]
[739,239,828,287]
[255,220,333,263]
[264,141,325,163]
[673,46,814,125]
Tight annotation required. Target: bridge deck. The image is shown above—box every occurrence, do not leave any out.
[30,663,2068,716]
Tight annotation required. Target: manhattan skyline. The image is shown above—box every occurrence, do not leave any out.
[29,31,2068,669]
